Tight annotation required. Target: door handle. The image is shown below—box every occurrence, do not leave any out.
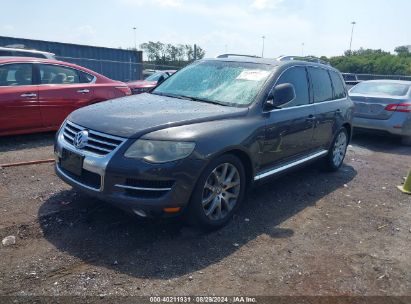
[306,115,316,121]
[20,93,37,98]
[77,89,90,94]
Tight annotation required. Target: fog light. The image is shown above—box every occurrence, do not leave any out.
[163,207,181,213]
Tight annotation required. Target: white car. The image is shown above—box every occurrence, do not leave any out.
[0,46,55,59]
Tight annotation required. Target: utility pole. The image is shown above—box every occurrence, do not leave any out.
[349,21,356,54]
[132,27,137,50]
[261,35,266,58]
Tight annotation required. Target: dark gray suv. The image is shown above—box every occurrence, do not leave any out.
[54,55,354,229]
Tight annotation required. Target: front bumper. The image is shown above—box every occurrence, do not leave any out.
[54,123,206,217]
[353,112,411,136]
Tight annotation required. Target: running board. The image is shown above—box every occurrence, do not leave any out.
[254,150,328,181]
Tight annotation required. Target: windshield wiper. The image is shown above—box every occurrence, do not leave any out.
[151,92,228,106]
[177,95,228,106]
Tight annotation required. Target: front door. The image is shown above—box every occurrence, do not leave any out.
[261,66,316,170]
[0,63,41,135]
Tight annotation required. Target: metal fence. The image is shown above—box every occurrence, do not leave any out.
[355,73,411,81]
[57,56,142,82]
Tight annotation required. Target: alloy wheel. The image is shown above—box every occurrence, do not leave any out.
[201,163,241,221]
[332,131,347,167]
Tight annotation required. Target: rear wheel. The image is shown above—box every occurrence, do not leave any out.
[186,154,246,230]
[323,128,348,172]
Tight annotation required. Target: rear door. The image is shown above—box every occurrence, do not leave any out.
[309,67,344,148]
[36,63,96,128]
[261,66,316,170]
[0,63,41,135]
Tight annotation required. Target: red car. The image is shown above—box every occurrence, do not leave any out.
[0,57,131,136]
[127,70,176,94]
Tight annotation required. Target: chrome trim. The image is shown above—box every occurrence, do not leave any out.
[115,184,172,192]
[254,150,328,181]
[56,163,100,192]
[63,120,126,157]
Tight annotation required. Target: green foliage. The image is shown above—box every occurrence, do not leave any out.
[139,41,206,65]
[326,47,411,75]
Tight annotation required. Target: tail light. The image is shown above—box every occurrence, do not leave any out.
[384,103,411,113]
[115,86,132,96]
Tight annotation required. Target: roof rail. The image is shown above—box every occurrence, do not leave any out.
[216,54,261,59]
[277,55,330,65]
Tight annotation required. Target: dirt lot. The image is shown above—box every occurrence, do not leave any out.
[0,132,410,297]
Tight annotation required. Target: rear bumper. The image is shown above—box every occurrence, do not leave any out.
[353,112,411,136]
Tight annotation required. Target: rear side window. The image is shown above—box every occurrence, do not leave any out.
[275,66,310,107]
[309,67,333,103]
[78,70,95,83]
[330,71,346,99]
[0,63,33,86]
[38,64,80,84]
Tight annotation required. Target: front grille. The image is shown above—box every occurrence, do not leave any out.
[59,164,101,190]
[62,121,125,156]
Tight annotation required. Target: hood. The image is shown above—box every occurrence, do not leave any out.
[127,80,157,89]
[68,93,249,138]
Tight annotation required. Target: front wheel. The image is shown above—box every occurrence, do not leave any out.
[186,154,246,230]
[323,128,348,172]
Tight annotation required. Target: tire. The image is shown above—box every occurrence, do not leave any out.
[186,154,246,230]
[401,136,411,146]
[323,127,348,172]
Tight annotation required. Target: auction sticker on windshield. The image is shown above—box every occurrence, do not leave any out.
[236,70,270,81]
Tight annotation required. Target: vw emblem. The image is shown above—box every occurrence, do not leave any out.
[73,130,89,149]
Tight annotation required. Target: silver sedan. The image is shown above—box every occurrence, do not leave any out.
[349,80,411,145]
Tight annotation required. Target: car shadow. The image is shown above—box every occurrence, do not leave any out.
[38,162,356,279]
[351,131,410,156]
[0,132,55,153]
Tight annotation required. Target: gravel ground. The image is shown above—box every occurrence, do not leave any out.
[0,132,410,297]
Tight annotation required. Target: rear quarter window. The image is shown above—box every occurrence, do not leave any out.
[329,71,347,99]
[309,67,333,103]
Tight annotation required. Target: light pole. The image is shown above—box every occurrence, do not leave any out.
[132,27,137,50]
[261,35,266,58]
[349,21,356,54]
[301,42,305,57]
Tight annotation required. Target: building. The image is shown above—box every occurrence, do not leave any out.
[0,36,143,82]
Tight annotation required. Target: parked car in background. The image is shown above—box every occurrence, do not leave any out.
[55,54,353,229]
[127,70,176,94]
[342,73,361,89]
[0,46,56,59]
[0,57,131,136]
[349,80,411,145]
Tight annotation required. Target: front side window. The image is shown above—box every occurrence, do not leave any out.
[0,63,33,86]
[350,82,410,97]
[275,66,310,108]
[153,60,273,107]
[309,67,333,103]
[330,70,346,99]
[39,64,80,84]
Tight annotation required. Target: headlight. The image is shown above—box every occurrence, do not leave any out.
[124,140,196,163]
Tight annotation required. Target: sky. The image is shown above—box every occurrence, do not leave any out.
[1,0,410,59]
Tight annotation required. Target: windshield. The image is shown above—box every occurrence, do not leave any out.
[152,60,273,106]
[350,82,410,96]
[145,72,165,82]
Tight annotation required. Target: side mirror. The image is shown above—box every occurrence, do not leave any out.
[157,75,165,85]
[265,83,296,110]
